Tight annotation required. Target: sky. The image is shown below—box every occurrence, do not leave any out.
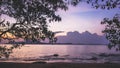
[0,2,119,36]
[48,2,119,36]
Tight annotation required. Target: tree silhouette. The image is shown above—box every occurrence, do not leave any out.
[0,0,69,58]
[0,0,120,58]
[92,0,120,51]
[101,14,120,51]
[75,0,120,51]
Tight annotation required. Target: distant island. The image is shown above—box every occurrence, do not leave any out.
[56,31,108,45]
[0,31,108,45]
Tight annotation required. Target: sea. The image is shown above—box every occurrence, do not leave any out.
[0,44,120,63]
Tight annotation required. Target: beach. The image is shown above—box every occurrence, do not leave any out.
[0,45,120,68]
[0,62,120,68]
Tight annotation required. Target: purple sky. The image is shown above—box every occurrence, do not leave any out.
[49,3,119,36]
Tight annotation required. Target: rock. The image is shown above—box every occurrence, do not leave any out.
[104,61,112,64]
[99,53,109,57]
[99,53,120,57]
[53,54,59,57]
[88,56,98,60]
[91,57,97,60]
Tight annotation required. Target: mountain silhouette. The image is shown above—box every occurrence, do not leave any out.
[0,31,108,45]
[57,31,108,45]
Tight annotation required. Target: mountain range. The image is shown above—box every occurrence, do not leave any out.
[56,31,108,45]
[0,31,109,45]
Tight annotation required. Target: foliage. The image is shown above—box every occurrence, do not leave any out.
[0,44,23,58]
[0,0,69,42]
[101,14,120,51]
[0,0,69,58]
[67,0,120,9]
[84,0,119,10]
[83,0,120,51]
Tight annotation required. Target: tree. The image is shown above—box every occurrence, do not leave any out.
[0,0,120,58]
[101,14,120,51]
[0,0,82,58]
[80,0,120,51]
[0,0,69,58]
[93,0,120,51]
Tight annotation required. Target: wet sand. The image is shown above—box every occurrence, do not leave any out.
[0,62,120,68]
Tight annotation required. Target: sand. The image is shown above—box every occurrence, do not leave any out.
[0,62,120,68]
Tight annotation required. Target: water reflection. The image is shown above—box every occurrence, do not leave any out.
[1,45,120,63]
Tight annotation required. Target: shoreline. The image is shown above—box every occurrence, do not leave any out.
[1,43,108,45]
[0,62,120,68]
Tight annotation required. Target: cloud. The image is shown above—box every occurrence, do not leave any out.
[57,2,96,15]
[53,31,64,34]
[57,31,108,45]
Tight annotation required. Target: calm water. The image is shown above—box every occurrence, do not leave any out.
[0,45,120,63]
